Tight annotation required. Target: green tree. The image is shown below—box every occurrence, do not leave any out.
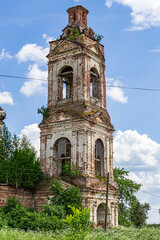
[114,167,150,227]
[0,124,43,189]
[130,201,150,227]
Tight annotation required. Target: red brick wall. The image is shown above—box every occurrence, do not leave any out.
[0,184,49,209]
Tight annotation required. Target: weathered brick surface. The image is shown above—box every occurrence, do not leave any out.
[39,5,119,227]
[0,184,34,208]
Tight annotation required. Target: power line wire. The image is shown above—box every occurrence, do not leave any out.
[0,74,48,82]
[139,189,160,199]
[1,74,160,92]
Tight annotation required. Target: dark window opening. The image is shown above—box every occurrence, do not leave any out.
[59,66,73,100]
[73,13,76,22]
[95,139,104,176]
[54,138,71,175]
[90,68,100,100]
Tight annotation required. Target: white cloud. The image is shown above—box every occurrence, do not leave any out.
[20,64,47,96]
[106,78,128,103]
[114,130,160,167]
[43,34,55,44]
[106,0,160,30]
[114,129,160,223]
[0,91,14,105]
[150,48,160,53]
[19,123,40,156]
[16,43,49,65]
[0,49,12,60]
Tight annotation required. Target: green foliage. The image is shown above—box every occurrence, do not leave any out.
[61,162,79,178]
[0,124,43,189]
[65,206,91,239]
[94,34,104,43]
[0,196,66,232]
[49,179,82,215]
[37,105,50,119]
[114,167,150,227]
[130,201,150,227]
[67,27,83,41]
[42,204,66,219]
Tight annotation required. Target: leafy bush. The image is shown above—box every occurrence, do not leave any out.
[50,179,82,215]
[0,197,66,232]
[42,204,66,219]
[1,197,28,228]
[60,206,92,240]
[20,211,66,231]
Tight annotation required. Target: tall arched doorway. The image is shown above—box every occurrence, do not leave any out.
[97,203,110,227]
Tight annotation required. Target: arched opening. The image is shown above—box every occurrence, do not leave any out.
[59,66,73,100]
[97,203,110,227]
[90,68,100,100]
[53,138,71,175]
[95,139,104,176]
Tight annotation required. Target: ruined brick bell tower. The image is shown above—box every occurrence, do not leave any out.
[39,5,118,227]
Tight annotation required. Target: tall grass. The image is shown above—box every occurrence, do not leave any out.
[0,226,160,240]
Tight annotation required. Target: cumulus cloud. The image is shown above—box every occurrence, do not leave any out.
[106,0,160,30]
[114,129,160,223]
[106,78,128,103]
[114,129,160,193]
[20,64,47,96]
[16,43,49,65]
[0,91,14,105]
[19,123,40,156]
[0,49,12,60]
[114,130,160,167]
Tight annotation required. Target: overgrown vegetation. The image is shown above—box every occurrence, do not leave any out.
[61,162,79,178]
[37,105,50,120]
[94,33,104,43]
[67,27,83,41]
[0,180,91,239]
[114,167,150,227]
[0,124,43,189]
[49,179,82,215]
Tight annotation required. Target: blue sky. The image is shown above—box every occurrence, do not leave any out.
[1,0,160,223]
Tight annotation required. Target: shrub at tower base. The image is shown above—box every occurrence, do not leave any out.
[0,180,92,239]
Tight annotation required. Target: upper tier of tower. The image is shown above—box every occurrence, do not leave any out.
[61,5,95,39]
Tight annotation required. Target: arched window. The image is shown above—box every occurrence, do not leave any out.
[54,138,71,174]
[95,139,104,176]
[59,66,73,100]
[90,68,100,100]
[73,13,76,22]
[97,203,110,227]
